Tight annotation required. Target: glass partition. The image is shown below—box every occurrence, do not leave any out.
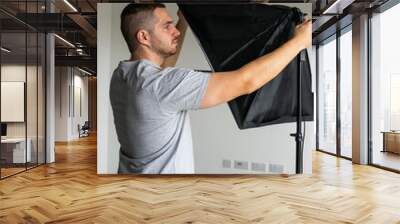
[0,1,46,179]
[27,31,38,169]
[318,36,337,155]
[339,28,352,158]
[1,31,28,177]
[371,3,400,171]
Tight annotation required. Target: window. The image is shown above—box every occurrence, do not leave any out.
[371,2,400,171]
[340,28,352,158]
[318,36,337,155]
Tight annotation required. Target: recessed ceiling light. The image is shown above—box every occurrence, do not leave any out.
[54,34,75,48]
[63,0,78,12]
[77,67,93,76]
[322,0,353,15]
[1,47,11,53]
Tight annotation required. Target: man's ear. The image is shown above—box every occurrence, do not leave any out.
[136,30,151,48]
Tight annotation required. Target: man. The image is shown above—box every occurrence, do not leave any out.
[110,3,312,174]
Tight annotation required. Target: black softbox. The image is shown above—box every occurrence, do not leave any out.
[179,4,314,129]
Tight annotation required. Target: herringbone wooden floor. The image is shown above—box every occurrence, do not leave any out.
[1,135,400,224]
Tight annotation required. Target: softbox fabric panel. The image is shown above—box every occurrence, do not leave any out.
[179,4,314,129]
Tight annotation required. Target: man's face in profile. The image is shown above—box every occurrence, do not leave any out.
[149,8,181,57]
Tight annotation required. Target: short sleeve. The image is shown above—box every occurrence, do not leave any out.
[151,67,210,112]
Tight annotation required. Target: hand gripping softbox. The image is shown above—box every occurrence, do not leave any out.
[179,4,314,129]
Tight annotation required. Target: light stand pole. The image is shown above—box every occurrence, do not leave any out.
[291,50,306,174]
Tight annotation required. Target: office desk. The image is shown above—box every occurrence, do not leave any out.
[382,131,400,154]
[1,138,31,163]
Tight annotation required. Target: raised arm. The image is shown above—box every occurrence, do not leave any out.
[200,19,312,109]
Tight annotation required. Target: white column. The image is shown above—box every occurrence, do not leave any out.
[46,32,55,163]
[352,14,369,164]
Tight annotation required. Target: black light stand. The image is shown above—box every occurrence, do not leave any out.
[290,50,306,174]
[198,50,307,174]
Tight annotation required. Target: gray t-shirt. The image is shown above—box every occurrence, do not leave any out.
[110,59,209,174]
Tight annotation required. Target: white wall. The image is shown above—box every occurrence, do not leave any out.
[97,3,314,174]
[72,72,89,137]
[54,67,89,141]
[1,65,41,138]
[97,3,123,174]
[1,63,47,164]
[55,67,69,141]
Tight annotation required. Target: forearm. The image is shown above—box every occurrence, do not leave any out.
[200,19,310,109]
[174,19,187,55]
[240,37,303,93]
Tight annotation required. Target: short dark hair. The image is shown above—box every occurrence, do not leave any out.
[120,3,166,54]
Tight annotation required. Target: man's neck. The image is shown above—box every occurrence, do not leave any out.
[130,51,165,67]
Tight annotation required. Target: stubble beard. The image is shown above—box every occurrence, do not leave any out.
[154,42,176,58]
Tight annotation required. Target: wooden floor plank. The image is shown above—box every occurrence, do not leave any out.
[1,135,400,223]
